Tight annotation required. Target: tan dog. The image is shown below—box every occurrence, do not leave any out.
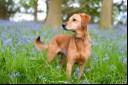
[35,13,91,80]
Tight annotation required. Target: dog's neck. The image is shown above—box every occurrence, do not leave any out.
[74,26,88,40]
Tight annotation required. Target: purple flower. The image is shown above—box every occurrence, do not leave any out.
[103,54,109,61]
[22,36,28,41]
[91,54,98,64]
[123,58,127,64]
[119,56,127,64]
[75,67,79,73]
[9,72,21,80]
[3,38,12,46]
[15,72,21,76]
[73,67,79,77]
[9,73,15,80]
[42,32,47,36]
[56,65,60,70]
[16,41,22,46]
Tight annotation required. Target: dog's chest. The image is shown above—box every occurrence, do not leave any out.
[70,37,90,57]
[76,39,84,50]
[68,38,87,55]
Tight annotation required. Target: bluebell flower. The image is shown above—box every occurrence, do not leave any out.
[9,73,15,80]
[3,38,12,46]
[119,56,127,64]
[22,36,28,41]
[15,72,21,76]
[56,65,60,70]
[16,41,22,46]
[64,81,69,84]
[123,58,127,64]
[42,32,47,36]
[75,67,79,73]
[91,54,98,64]
[73,67,79,77]
[9,72,21,80]
[103,54,109,61]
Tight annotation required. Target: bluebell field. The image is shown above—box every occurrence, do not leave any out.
[0,20,127,84]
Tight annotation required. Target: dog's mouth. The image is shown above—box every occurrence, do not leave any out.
[62,23,67,30]
[62,24,74,32]
[62,27,74,32]
[62,23,76,32]
[62,27,68,30]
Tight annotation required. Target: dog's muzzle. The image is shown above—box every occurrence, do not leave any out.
[62,23,67,30]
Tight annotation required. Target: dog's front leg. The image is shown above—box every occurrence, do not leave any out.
[78,64,85,80]
[66,62,73,80]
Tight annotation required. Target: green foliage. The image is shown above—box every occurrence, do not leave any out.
[113,0,127,25]
[20,0,34,10]
[62,0,102,23]
[0,0,19,19]
[19,0,43,14]
[62,0,127,24]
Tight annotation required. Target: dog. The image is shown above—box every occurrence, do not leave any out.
[34,13,91,80]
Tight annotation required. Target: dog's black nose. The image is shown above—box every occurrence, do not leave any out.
[62,23,66,29]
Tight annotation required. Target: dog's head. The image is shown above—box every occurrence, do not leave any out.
[62,13,91,32]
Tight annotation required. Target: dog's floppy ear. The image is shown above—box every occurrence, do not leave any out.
[80,13,91,28]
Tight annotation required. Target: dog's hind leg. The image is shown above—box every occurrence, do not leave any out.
[60,55,66,67]
[47,50,58,63]
[47,42,60,63]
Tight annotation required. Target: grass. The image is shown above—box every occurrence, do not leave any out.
[0,20,127,84]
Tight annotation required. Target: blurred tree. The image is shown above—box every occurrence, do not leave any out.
[44,0,62,28]
[100,0,113,29]
[34,0,38,21]
[113,0,127,25]
[61,0,126,25]
[0,0,19,20]
[62,0,102,23]
[20,0,39,21]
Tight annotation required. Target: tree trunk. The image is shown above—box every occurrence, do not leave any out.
[100,0,113,29]
[44,0,62,28]
[0,6,9,20]
[34,0,38,21]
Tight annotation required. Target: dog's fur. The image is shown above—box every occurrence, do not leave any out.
[35,13,91,80]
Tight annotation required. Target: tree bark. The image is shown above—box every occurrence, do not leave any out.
[44,0,62,28]
[100,0,113,29]
[34,0,38,21]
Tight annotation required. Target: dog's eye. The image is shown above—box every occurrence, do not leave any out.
[73,19,76,21]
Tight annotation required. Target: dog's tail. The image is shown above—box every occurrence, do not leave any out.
[34,36,48,51]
